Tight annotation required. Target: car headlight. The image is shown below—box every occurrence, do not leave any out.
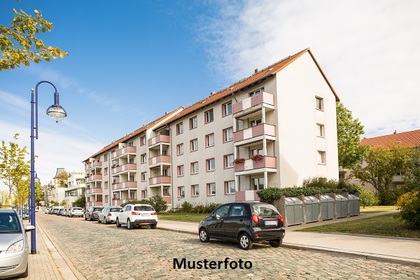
[7,239,24,253]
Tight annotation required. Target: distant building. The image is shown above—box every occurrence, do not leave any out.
[83,48,340,208]
[47,168,85,207]
[64,171,86,207]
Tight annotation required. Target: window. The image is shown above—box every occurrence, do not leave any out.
[141,153,147,164]
[316,123,325,137]
[318,151,326,164]
[128,141,134,146]
[249,87,264,97]
[205,133,214,148]
[191,162,199,174]
[176,122,183,135]
[141,172,147,182]
[222,101,232,117]
[315,96,324,111]
[204,109,214,124]
[190,138,198,152]
[225,181,235,194]
[177,165,184,177]
[141,190,147,199]
[191,184,199,196]
[178,186,185,197]
[223,127,233,142]
[104,168,108,176]
[230,205,245,216]
[176,143,184,156]
[189,116,198,129]
[224,154,234,168]
[252,177,264,190]
[213,204,230,218]
[251,148,263,156]
[140,136,146,146]
[206,158,215,172]
[104,155,108,162]
[250,119,262,127]
[163,187,169,196]
[207,183,216,196]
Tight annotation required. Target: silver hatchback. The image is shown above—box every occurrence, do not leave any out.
[0,209,35,279]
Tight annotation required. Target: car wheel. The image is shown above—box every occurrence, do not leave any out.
[269,239,282,248]
[199,228,210,242]
[238,233,253,250]
[116,218,121,227]
[127,219,132,229]
[151,224,157,229]
[84,216,87,221]
[97,218,102,223]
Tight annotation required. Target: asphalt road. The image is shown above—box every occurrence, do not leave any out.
[36,213,420,280]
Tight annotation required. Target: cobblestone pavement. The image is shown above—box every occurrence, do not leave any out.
[36,214,420,280]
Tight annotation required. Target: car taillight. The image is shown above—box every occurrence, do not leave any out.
[151,212,157,215]
[107,213,112,217]
[278,214,284,223]
[252,214,260,224]
[131,211,137,215]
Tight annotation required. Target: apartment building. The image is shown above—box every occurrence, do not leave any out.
[64,171,86,207]
[83,48,340,209]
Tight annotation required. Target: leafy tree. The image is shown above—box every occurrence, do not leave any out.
[35,180,44,206]
[55,171,71,187]
[0,133,30,204]
[404,146,420,191]
[352,142,412,205]
[149,195,168,213]
[336,102,367,168]
[13,176,29,208]
[1,8,68,71]
[73,195,86,208]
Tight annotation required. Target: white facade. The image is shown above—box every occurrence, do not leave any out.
[83,49,339,209]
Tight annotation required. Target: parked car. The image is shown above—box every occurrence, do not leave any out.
[198,201,285,250]
[98,206,122,224]
[115,204,158,229]
[44,208,51,214]
[57,208,65,216]
[84,206,104,221]
[68,207,84,218]
[0,209,35,278]
[21,209,29,220]
[50,206,64,214]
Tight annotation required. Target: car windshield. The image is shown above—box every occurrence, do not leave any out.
[251,204,279,217]
[134,205,154,211]
[110,208,121,212]
[0,212,21,233]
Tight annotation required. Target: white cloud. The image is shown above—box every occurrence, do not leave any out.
[201,0,420,137]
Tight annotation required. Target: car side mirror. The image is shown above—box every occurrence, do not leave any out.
[25,225,35,232]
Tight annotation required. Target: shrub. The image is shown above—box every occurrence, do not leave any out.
[149,195,168,213]
[179,201,193,212]
[396,191,420,229]
[356,186,379,208]
[205,203,220,213]
[193,204,206,213]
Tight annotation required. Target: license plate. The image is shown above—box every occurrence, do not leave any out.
[265,220,277,226]
[141,213,150,217]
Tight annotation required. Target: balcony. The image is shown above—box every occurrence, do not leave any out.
[87,161,102,169]
[233,92,274,116]
[112,146,136,159]
[149,176,171,186]
[149,155,171,166]
[148,134,170,147]
[234,123,276,145]
[86,201,103,207]
[86,174,102,183]
[162,196,172,204]
[234,156,277,173]
[112,181,137,190]
[111,163,137,175]
[86,187,103,195]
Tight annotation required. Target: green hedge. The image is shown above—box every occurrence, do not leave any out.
[256,178,358,204]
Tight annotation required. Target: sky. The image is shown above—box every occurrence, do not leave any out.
[1,0,419,190]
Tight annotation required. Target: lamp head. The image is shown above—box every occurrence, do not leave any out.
[46,104,67,123]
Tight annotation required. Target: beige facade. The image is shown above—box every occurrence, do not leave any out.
[83,49,340,209]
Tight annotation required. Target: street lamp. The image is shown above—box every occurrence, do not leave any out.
[30,81,67,254]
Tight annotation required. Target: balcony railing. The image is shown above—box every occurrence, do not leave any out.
[149,176,171,185]
[234,156,277,172]
[86,201,103,207]
[111,163,137,175]
[86,187,103,195]
[111,146,136,159]
[234,123,276,143]
[148,134,170,147]
[149,155,171,166]
[87,161,102,169]
[232,92,274,115]
[112,181,137,190]
[86,174,102,183]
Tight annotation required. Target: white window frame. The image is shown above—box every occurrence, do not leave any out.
[176,143,184,156]
[222,101,232,117]
[315,96,324,111]
[205,133,215,148]
[224,154,234,168]
[204,109,214,124]
[178,186,185,197]
[206,158,215,172]
[225,181,235,194]
[176,122,184,135]
[190,116,198,129]
[316,123,325,137]
[318,150,326,164]
[191,184,199,196]
[177,165,184,177]
[207,183,216,196]
[223,127,233,142]
[191,162,199,174]
[190,138,198,152]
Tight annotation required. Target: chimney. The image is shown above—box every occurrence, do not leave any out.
[254,68,259,74]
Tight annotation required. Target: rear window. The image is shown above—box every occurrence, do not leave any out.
[72,207,82,210]
[134,205,154,211]
[110,208,121,212]
[251,204,279,217]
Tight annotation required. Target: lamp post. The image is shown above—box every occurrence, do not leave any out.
[30,81,67,254]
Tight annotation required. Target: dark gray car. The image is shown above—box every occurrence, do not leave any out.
[84,206,104,221]
[198,202,285,250]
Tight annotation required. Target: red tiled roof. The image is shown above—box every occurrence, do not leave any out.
[159,48,339,126]
[361,129,420,148]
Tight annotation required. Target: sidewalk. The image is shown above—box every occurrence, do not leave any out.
[157,212,420,267]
